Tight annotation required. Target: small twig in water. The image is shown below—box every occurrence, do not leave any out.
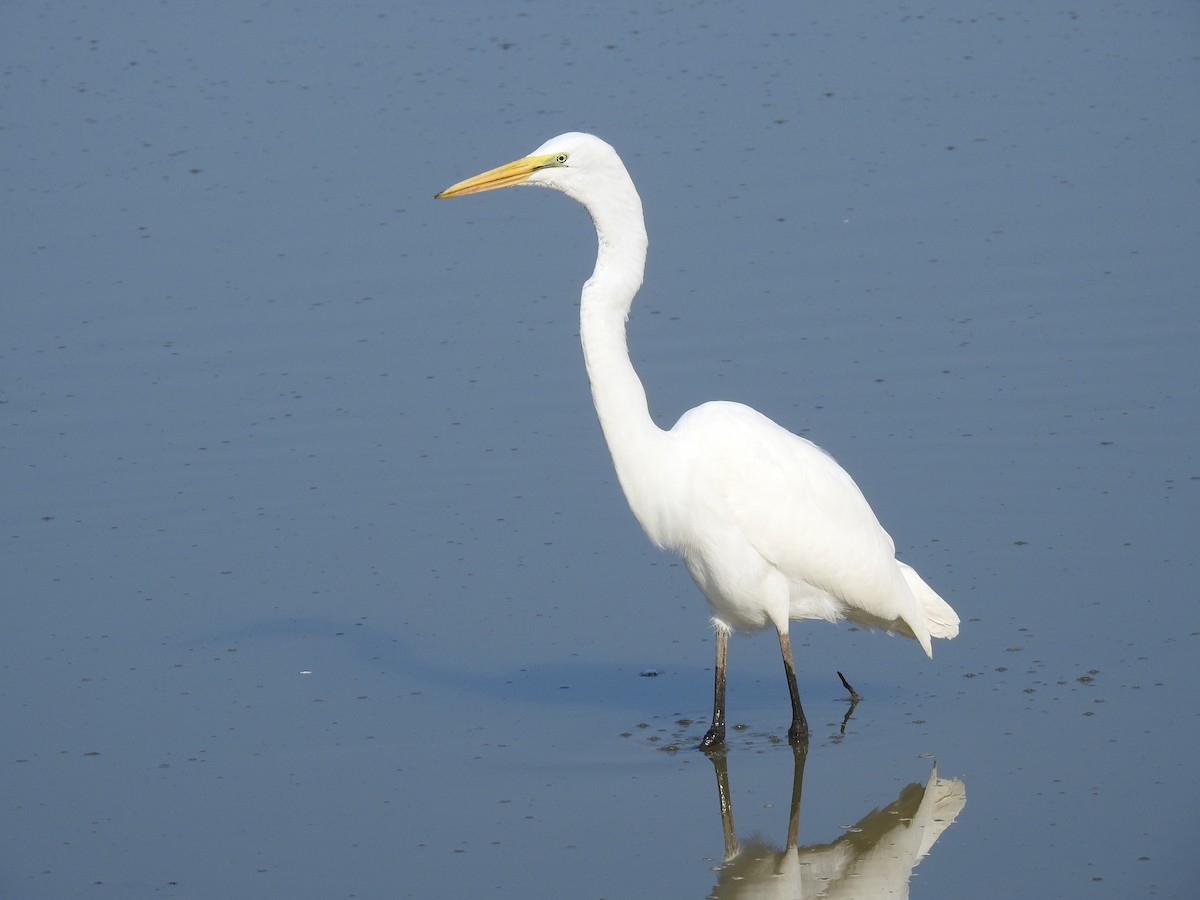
[837,671,862,702]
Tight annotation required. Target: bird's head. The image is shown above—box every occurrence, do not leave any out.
[435,132,623,202]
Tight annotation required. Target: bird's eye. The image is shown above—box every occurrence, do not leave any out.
[555,154,568,164]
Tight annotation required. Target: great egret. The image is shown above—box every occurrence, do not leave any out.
[436,132,959,748]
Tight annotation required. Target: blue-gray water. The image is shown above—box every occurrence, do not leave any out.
[3,2,1197,897]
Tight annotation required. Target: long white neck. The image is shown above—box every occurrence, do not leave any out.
[570,172,673,546]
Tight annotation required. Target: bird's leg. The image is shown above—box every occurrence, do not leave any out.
[700,628,728,750]
[778,630,809,744]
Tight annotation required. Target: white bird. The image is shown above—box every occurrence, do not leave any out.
[436,132,959,748]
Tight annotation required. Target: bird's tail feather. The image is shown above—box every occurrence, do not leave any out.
[898,562,960,658]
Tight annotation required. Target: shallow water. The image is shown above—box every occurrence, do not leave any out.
[3,1,1198,897]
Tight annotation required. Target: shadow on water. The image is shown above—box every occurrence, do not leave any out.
[180,615,891,749]
[179,613,706,710]
[706,747,966,898]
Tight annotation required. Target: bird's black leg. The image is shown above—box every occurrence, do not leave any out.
[700,628,728,750]
[778,631,809,744]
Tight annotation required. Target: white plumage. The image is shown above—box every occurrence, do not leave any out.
[436,132,959,747]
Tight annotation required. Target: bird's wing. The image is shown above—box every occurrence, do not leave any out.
[673,401,926,632]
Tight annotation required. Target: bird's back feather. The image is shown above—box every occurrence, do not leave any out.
[667,401,954,651]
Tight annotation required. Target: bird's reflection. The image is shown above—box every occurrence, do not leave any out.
[707,747,965,898]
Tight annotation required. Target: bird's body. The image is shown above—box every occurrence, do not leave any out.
[436,132,958,747]
[661,400,949,643]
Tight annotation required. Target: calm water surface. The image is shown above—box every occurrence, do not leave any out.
[3,2,1197,897]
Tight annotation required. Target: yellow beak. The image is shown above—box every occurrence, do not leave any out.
[435,152,561,199]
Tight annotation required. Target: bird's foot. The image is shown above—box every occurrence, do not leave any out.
[699,725,726,752]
